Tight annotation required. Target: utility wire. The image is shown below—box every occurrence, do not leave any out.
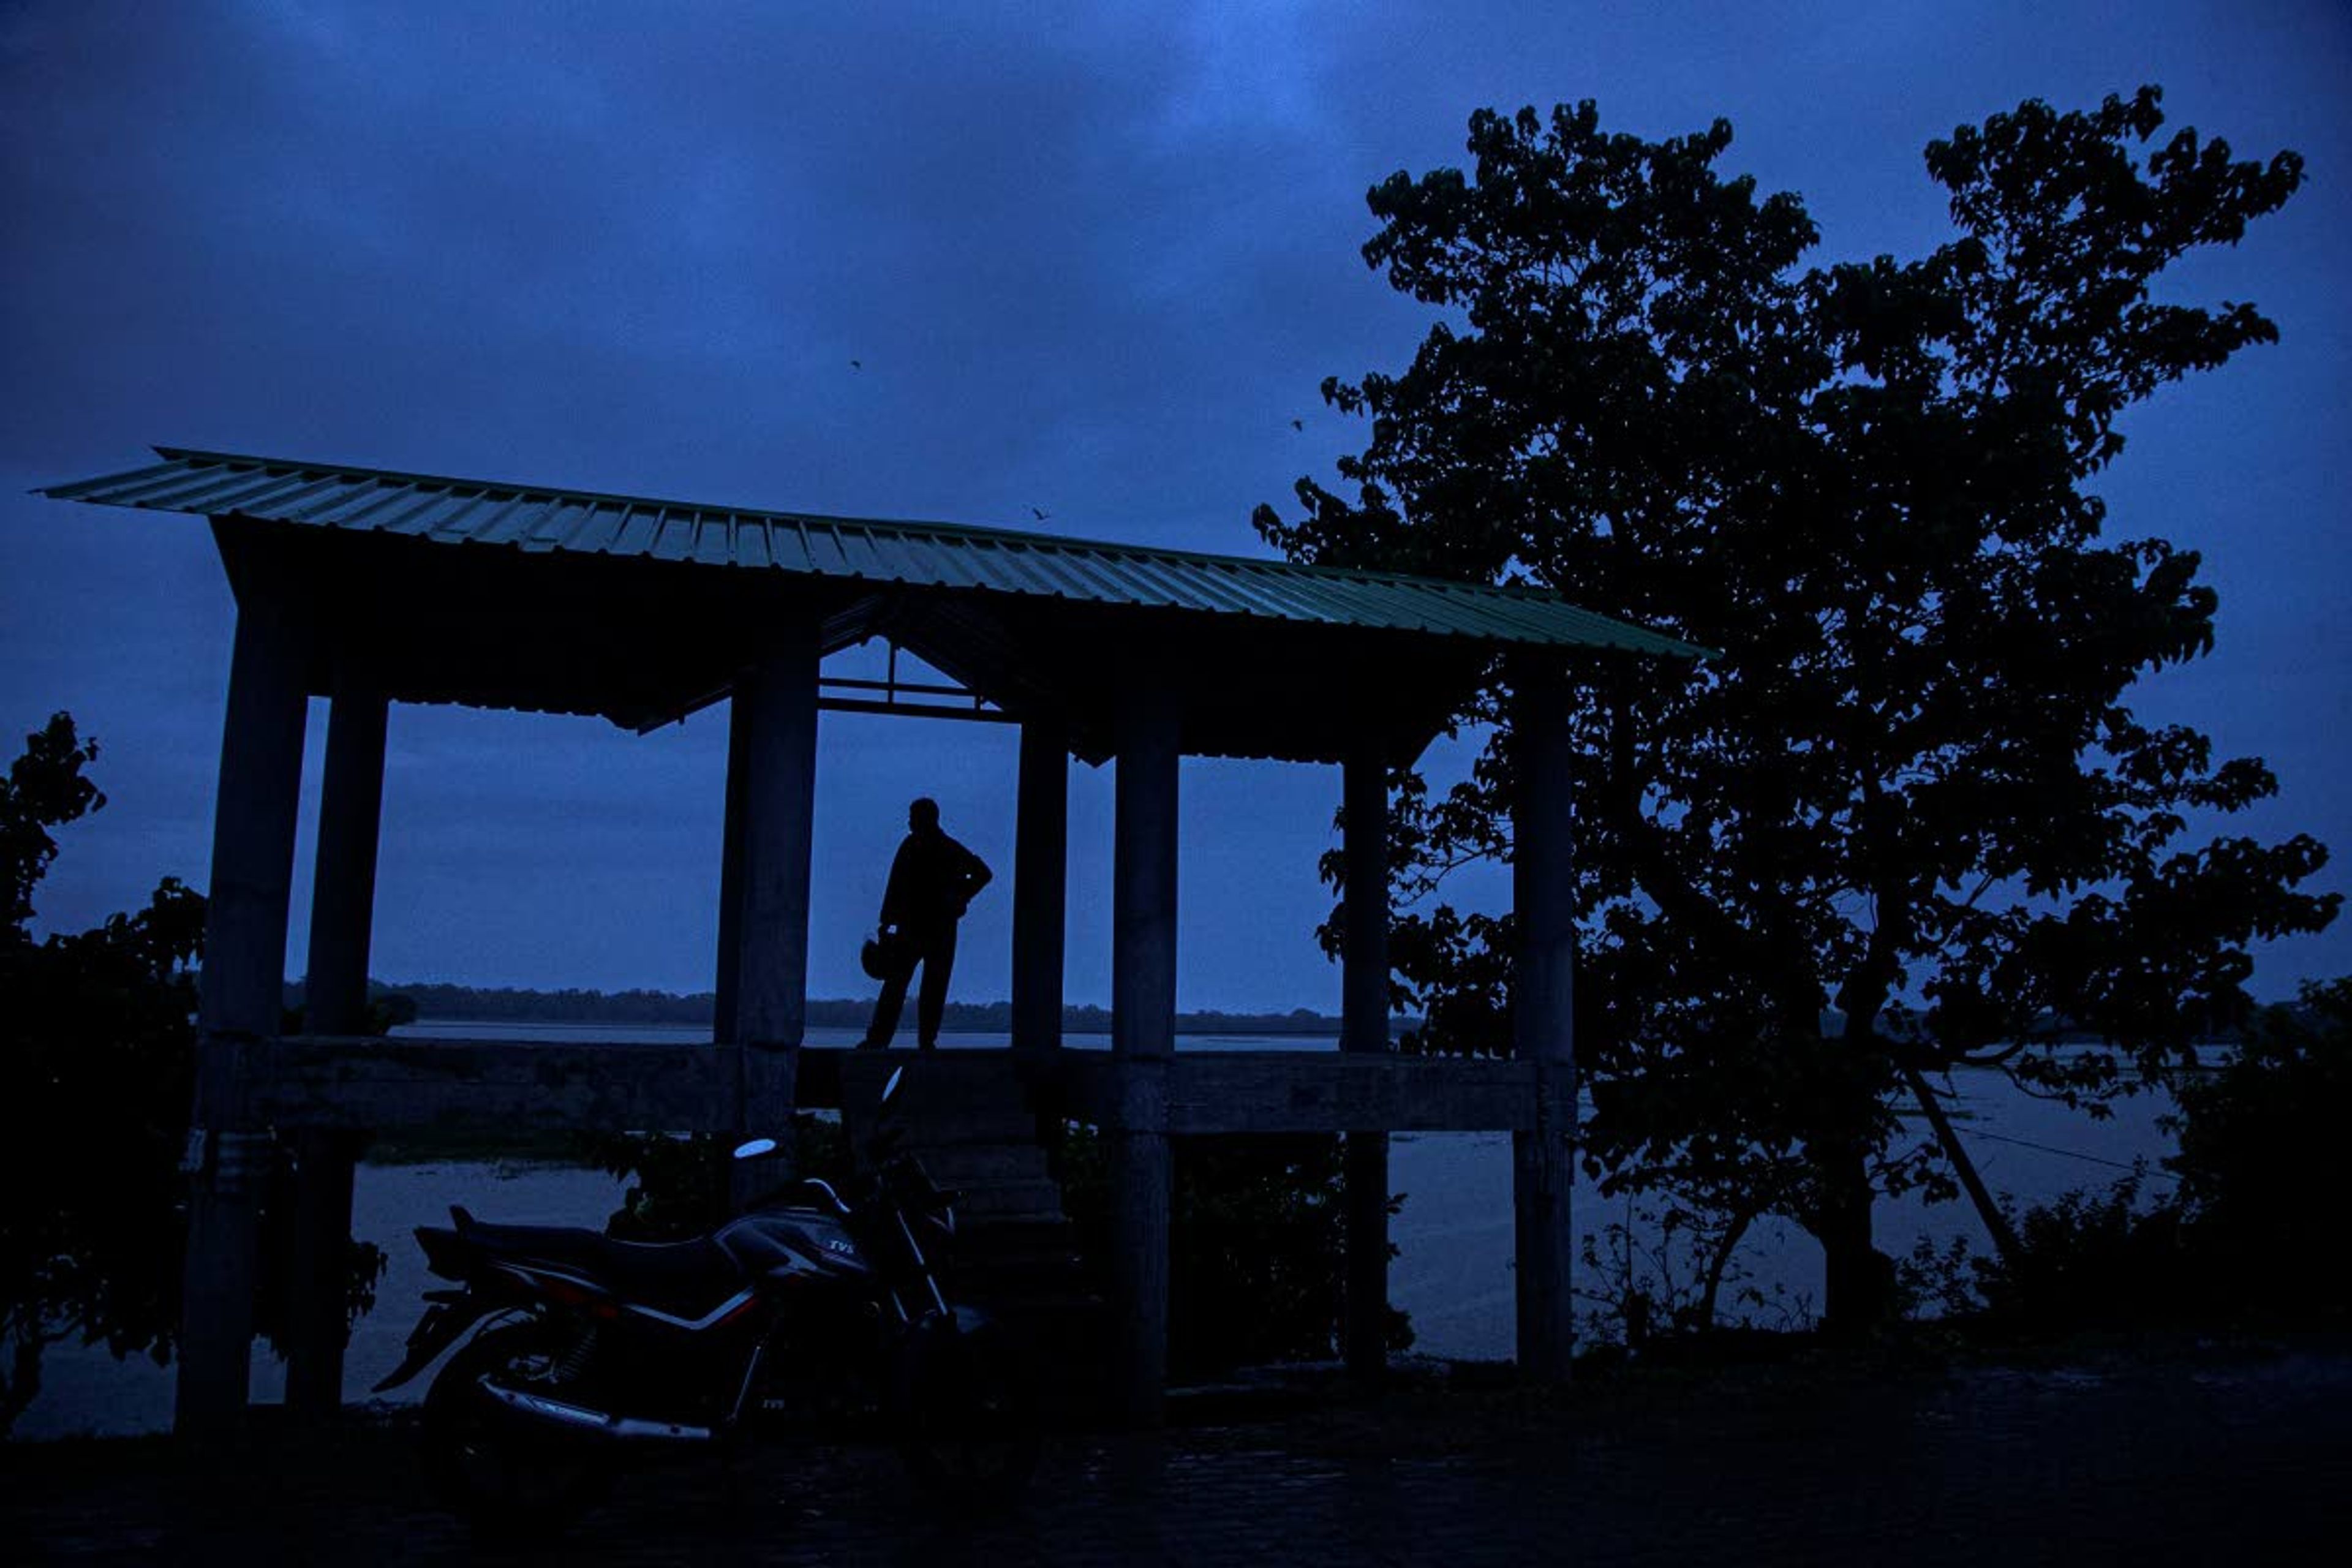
[1961,1127,2177,1180]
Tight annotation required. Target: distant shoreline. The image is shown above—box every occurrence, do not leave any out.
[293,978,2259,1048]
[298,978,1398,1036]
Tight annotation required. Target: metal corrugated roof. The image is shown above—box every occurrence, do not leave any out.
[39,447,1709,658]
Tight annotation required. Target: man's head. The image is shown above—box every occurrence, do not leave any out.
[909,797,940,832]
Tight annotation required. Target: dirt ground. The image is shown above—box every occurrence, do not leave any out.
[7,1340,2348,1566]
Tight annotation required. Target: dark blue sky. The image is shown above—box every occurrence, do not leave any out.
[4,1,2346,1009]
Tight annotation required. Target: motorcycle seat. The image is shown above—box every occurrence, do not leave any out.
[452,1208,744,1323]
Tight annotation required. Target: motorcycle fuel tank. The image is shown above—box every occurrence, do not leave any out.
[717,1208,871,1280]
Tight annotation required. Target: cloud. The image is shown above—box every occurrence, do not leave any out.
[3,0,2345,1000]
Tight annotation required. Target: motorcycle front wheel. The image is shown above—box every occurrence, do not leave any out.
[420,1320,611,1536]
[893,1320,1041,1513]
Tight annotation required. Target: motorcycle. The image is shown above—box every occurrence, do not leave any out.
[373,1066,1039,1528]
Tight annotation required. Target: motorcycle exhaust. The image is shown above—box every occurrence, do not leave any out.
[478,1379,715,1445]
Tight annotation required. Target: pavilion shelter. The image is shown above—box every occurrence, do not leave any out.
[42,447,1706,1433]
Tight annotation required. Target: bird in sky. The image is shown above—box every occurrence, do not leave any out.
[1030,506,1051,521]
[1290,418,1303,431]
[850,358,863,370]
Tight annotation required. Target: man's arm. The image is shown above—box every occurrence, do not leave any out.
[956,840,992,908]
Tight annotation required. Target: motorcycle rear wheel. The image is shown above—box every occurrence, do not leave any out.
[420,1321,611,1536]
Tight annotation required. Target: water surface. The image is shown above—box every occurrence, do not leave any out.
[14,1024,2177,1438]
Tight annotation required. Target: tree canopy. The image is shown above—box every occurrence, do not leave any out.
[1,715,202,1432]
[1259,88,2337,1328]
[0,713,382,1436]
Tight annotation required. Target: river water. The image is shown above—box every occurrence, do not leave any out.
[13,1023,2179,1439]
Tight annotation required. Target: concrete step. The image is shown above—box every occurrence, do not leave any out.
[963,1291,1106,1338]
[947,1176,1068,1221]
[949,1216,1088,1284]
[835,1056,1044,1143]
[900,1111,1046,1146]
[919,1142,1056,1187]
[956,1212,1085,1254]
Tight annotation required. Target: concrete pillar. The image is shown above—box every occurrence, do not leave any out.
[714,698,750,1046]
[724,626,820,1202]
[287,678,388,1420]
[1341,750,1391,1379]
[1509,654,1578,1382]
[180,592,310,1436]
[284,1133,357,1419]
[299,682,386,1038]
[1011,721,1069,1052]
[1110,682,1178,1425]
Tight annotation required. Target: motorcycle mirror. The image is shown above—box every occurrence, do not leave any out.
[881,1066,904,1104]
[731,1137,778,1161]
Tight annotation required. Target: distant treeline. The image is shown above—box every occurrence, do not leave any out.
[282,980,1369,1036]
[278,978,2270,1045]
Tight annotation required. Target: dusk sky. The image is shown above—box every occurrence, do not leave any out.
[4,1,2346,1012]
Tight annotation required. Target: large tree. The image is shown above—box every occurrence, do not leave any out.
[0,714,202,1432]
[0,714,381,1434]
[1259,89,2337,1330]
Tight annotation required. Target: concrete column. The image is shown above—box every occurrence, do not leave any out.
[287,679,388,1420]
[299,682,386,1038]
[1011,721,1068,1052]
[724,626,820,1201]
[180,592,310,1437]
[1110,682,1178,1425]
[1509,654,1578,1382]
[1341,750,1391,1379]
[714,701,750,1046]
[1113,691,1178,1061]
[284,1134,357,1420]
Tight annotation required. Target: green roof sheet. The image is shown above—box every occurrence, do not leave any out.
[42,447,1709,660]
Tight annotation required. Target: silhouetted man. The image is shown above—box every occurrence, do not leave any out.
[860,797,992,1050]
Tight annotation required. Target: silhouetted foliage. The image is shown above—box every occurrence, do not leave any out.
[282,987,418,1036]
[1,717,202,1434]
[1972,1175,2193,1329]
[579,1115,851,1242]
[1574,1196,1813,1352]
[2163,978,2352,1320]
[1051,1126,1411,1376]
[1261,89,2337,1330]
[1886,981,2351,1331]
[0,714,382,1437]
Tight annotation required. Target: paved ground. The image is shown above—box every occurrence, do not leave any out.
[8,1346,2349,1565]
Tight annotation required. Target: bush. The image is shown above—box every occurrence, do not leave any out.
[1958,979,2351,1334]
[2165,978,2352,1325]
[1,864,206,1434]
[1,714,382,1437]
[1050,1126,1411,1377]
[1970,1176,2193,1330]
[580,1115,851,1241]
[1575,1199,1815,1352]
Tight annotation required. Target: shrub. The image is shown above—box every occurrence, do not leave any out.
[1959,979,2351,1333]
[1970,1176,2193,1330]
[1,714,382,1437]
[580,1115,850,1241]
[1051,1126,1411,1376]
[2165,978,2351,1325]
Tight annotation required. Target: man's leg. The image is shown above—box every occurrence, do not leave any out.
[865,960,915,1048]
[916,925,958,1049]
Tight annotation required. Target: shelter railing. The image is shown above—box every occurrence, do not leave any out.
[244,1038,1557,1137]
